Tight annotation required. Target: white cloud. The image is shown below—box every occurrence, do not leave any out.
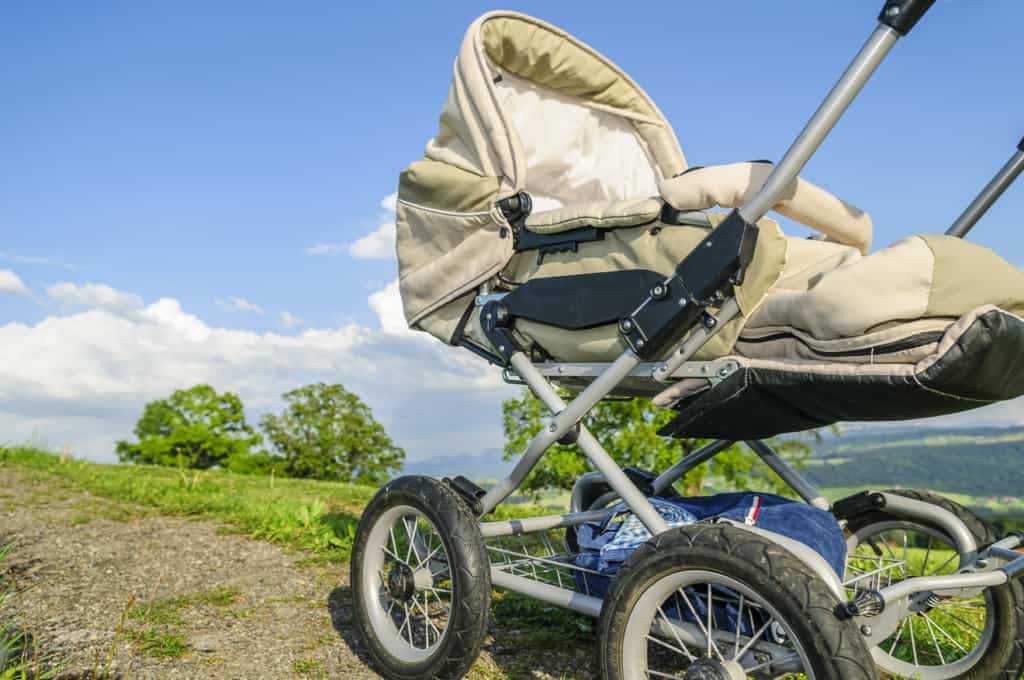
[348,220,397,259]
[0,280,513,463]
[0,252,75,271]
[215,296,264,314]
[367,280,408,335]
[307,192,399,260]
[279,310,302,328]
[305,243,344,256]
[0,270,29,296]
[47,282,143,316]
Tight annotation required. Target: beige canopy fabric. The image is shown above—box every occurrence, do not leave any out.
[398,11,687,339]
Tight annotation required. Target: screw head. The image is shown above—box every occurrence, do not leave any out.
[886,5,901,18]
[860,624,872,636]
[548,423,558,432]
[498,345,506,352]
[619,318,634,332]
[635,339,645,349]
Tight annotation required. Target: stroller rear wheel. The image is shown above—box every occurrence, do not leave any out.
[351,475,490,680]
[599,523,876,680]
[845,489,1024,680]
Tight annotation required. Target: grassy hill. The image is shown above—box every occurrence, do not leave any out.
[805,427,1024,500]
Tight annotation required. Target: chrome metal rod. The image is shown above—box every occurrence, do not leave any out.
[946,148,1024,238]
[479,508,612,539]
[491,568,603,617]
[879,491,978,557]
[654,298,741,381]
[744,440,830,510]
[877,571,1006,606]
[481,350,669,536]
[651,439,736,494]
[739,25,900,223]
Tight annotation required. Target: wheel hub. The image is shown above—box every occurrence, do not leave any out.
[684,657,744,680]
[386,563,416,602]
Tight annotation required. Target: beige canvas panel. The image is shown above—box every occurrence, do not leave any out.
[498,216,787,362]
[396,200,511,325]
[399,160,501,212]
[735,317,951,364]
[659,162,873,253]
[493,72,661,211]
[746,236,935,340]
[921,235,1024,319]
[414,291,477,343]
[524,197,662,233]
[477,13,685,182]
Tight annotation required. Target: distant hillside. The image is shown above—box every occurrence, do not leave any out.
[399,427,1024,502]
[403,449,508,481]
[805,426,1024,497]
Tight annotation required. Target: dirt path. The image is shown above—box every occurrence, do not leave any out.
[0,468,596,679]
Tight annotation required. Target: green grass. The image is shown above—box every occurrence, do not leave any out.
[126,628,191,659]
[0,446,376,562]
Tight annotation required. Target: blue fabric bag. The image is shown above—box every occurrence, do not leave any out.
[573,492,846,598]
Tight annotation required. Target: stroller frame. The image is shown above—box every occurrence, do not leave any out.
[464,0,1024,662]
[354,3,1024,678]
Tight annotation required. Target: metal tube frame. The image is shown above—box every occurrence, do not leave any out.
[946,143,1024,238]
[475,13,1024,638]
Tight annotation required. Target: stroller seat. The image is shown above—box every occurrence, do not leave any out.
[394,11,1024,436]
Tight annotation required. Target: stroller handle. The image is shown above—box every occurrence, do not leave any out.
[878,0,936,36]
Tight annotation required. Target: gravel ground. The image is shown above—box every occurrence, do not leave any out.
[0,467,596,679]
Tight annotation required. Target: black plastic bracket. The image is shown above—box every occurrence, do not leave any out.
[1018,136,1024,153]
[499,191,607,263]
[832,490,887,520]
[443,476,487,516]
[618,209,758,360]
[878,0,935,36]
[480,301,520,365]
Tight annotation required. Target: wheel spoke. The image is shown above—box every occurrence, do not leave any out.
[921,612,969,655]
[735,615,775,663]
[932,606,984,637]
[888,618,907,655]
[732,593,745,659]
[656,605,695,661]
[922,536,933,576]
[909,610,920,668]
[677,587,723,660]
[706,584,715,659]
[922,612,947,665]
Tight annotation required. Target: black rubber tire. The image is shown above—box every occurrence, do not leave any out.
[599,523,878,680]
[351,475,490,680]
[845,488,1024,680]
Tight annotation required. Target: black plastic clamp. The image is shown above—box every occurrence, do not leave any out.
[618,209,758,360]
[878,0,935,36]
[832,490,887,520]
[1018,137,1024,153]
[480,300,519,365]
[443,476,487,516]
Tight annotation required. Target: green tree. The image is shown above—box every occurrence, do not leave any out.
[117,384,262,469]
[502,389,815,499]
[260,383,405,484]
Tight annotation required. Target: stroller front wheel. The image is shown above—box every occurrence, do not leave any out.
[350,475,490,680]
[598,523,877,680]
[845,488,1024,680]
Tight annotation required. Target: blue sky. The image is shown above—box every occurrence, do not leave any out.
[1,1,1022,462]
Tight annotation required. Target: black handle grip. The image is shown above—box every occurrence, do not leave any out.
[878,0,936,35]
[1018,136,1024,153]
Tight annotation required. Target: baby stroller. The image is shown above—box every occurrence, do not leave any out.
[351,3,1024,679]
